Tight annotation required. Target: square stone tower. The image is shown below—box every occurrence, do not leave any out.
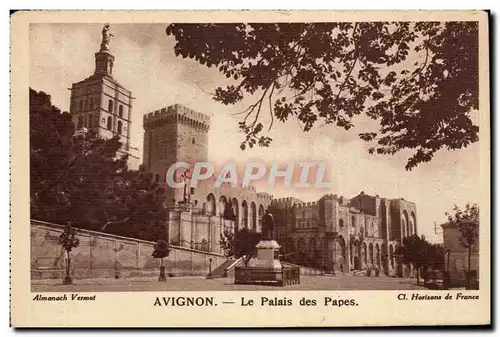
[69,24,140,169]
[142,104,210,205]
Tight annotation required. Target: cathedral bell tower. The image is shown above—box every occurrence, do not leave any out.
[69,24,140,168]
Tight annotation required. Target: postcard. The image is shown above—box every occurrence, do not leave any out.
[10,10,490,327]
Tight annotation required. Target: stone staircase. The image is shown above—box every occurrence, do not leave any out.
[351,269,389,278]
[206,257,243,279]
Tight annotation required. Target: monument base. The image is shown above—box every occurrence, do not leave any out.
[234,240,300,286]
[251,240,282,269]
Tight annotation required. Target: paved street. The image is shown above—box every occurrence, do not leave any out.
[32,274,427,292]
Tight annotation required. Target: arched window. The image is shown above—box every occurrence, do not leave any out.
[403,211,410,237]
[308,238,317,256]
[339,218,344,228]
[83,99,88,111]
[206,194,216,216]
[298,238,306,255]
[119,105,123,118]
[241,200,248,228]
[389,245,395,268]
[108,99,114,113]
[106,116,112,130]
[231,198,239,230]
[250,202,257,231]
[219,196,228,217]
[411,212,417,236]
[117,121,122,135]
[369,243,374,265]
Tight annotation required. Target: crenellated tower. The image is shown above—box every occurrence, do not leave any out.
[143,104,211,205]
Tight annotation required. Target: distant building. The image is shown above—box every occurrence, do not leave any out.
[270,193,417,277]
[68,26,140,169]
[441,221,479,287]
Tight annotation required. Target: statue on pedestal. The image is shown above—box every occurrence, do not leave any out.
[100,24,114,52]
[261,210,275,240]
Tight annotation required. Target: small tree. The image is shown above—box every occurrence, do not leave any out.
[233,228,262,266]
[58,222,80,285]
[152,240,170,282]
[445,203,479,289]
[395,234,428,285]
[426,243,445,283]
[219,229,236,258]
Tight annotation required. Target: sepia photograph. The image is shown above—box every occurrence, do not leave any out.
[11,10,490,327]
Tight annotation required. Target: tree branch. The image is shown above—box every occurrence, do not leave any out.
[37,141,112,196]
[101,211,141,231]
[334,23,359,104]
[267,82,276,131]
[193,81,216,96]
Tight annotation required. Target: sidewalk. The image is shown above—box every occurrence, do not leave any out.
[31,274,427,292]
[32,275,207,286]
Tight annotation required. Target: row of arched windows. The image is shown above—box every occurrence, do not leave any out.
[296,220,316,229]
[401,210,417,238]
[75,96,126,119]
[107,99,125,118]
[77,96,97,112]
[76,113,124,135]
[349,240,399,271]
[77,114,96,129]
[209,194,266,232]
[106,116,123,135]
[289,236,346,260]
[338,215,376,237]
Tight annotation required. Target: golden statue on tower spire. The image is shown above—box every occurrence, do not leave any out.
[100,24,114,52]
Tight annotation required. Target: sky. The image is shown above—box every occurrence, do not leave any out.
[29,23,481,243]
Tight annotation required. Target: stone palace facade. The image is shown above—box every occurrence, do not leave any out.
[271,193,417,277]
[142,101,418,276]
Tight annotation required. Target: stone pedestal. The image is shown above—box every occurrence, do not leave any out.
[235,240,294,286]
[251,240,282,269]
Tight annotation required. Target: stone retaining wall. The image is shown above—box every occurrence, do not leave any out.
[31,220,226,280]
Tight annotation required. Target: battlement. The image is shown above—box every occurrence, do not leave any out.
[271,197,303,206]
[243,186,256,192]
[320,193,338,200]
[143,104,210,131]
[257,192,273,202]
[294,201,318,209]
